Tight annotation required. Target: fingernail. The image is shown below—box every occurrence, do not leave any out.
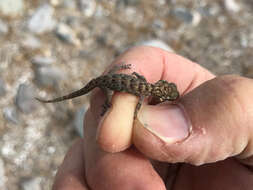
[138,103,191,143]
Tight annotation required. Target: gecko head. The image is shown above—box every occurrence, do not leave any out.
[152,80,179,102]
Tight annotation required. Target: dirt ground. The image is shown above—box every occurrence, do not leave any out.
[0,0,252,189]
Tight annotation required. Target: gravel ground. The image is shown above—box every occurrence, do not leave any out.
[0,0,253,189]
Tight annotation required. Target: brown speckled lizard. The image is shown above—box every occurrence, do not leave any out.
[36,64,179,119]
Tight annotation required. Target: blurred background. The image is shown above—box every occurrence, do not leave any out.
[0,0,252,189]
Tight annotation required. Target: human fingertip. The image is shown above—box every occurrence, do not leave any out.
[96,93,137,152]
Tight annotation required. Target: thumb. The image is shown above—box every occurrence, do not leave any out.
[133,75,253,166]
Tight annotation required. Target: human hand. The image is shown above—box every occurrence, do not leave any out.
[53,46,253,190]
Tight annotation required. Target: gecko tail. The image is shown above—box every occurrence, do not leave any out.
[36,79,98,103]
[35,97,66,103]
[36,87,89,103]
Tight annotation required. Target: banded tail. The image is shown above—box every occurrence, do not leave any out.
[36,78,97,103]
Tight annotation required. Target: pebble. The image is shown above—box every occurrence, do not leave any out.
[21,35,41,49]
[117,0,140,6]
[138,39,174,52]
[27,4,56,34]
[73,106,86,137]
[0,0,24,17]
[55,23,80,46]
[0,78,6,97]
[50,0,60,6]
[63,0,76,10]
[224,0,241,13]
[31,56,56,66]
[3,107,20,124]
[0,159,6,189]
[15,84,38,114]
[243,65,253,78]
[79,0,96,17]
[34,66,64,88]
[21,177,42,190]
[0,19,8,35]
[192,11,202,26]
[171,7,193,24]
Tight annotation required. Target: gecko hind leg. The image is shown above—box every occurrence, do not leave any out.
[108,63,131,74]
[100,87,114,116]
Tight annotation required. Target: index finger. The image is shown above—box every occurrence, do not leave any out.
[95,46,214,152]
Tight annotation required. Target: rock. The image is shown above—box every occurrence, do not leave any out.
[117,0,140,6]
[171,7,193,24]
[0,78,6,97]
[63,0,76,9]
[21,35,41,49]
[0,19,8,35]
[152,19,166,29]
[0,0,24,17]
[31,56,56,66]
[55,23,80,46]
[0,159,6,189]
[138,39,174,52]
[79,0,96,17]
[224,0,241,13]
[27,4,56,34]
[34,66,64,88]
[73,106,86,137]
[50,0,60,6]
[15,84,38,114]
[21,177,42,190]
[3,107,20,124]
[243,65,253,78]
[192,11,202,26]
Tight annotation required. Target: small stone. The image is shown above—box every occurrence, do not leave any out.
[34,66,64,88]
[0,19,8,35]
[0,78,6,97]
[73,106,86,137]
[117,0,140,6]
[197,7,211,17]
[63,0,76,9]
[27,4,56,34]
[15,84,38,114]
[79,0,96,17]
[31,56,56,66]
[21,35,41,49]
[50,0,60,6]
[3,107,20,124]
[171,7,193,24]
[0,159,6,189]
[138,40,174,52]
[55,23,80,46]
[0,0,24,17]
[243,65,253,78]
[192,11,202,26]
[21,177,42,190]
[152,19,166,29]
[224,0,241,13]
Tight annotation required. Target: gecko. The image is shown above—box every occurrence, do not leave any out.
[36,64,180,119]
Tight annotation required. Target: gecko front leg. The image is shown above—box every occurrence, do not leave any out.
[134,96,144,119]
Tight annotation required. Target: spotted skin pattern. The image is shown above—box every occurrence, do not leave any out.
[36,64,180,118]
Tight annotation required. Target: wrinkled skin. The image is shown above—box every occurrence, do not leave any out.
[53,46,253,190]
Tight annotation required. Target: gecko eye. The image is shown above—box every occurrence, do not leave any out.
[168,91,179,100]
